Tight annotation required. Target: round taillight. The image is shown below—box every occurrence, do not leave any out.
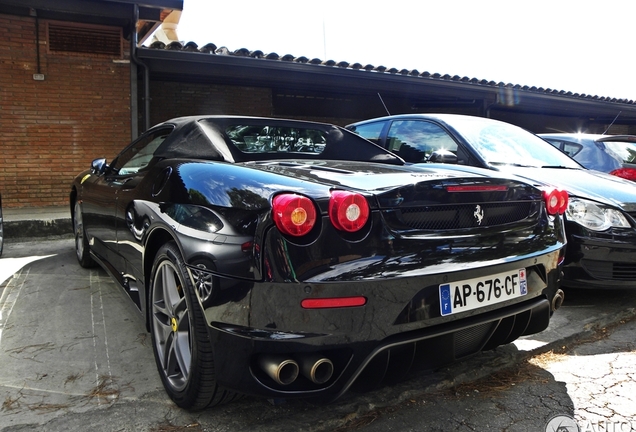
[610,167,636,182]
[329,190,370,232]
[272,194,317,237]
[542,188,569,215]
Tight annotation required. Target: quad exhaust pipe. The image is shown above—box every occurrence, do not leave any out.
[552,288,565,311]
[299,354,334,384]
[258,354,334,385]
[258,355,299,386]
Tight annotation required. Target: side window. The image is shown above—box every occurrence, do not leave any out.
[561,142,583,157]
[350,122,386,146]
[544,139,582,158]
[111,129,171,175]
[386,120,459,163]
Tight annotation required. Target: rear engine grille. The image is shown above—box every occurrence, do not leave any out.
[399,202,534,230]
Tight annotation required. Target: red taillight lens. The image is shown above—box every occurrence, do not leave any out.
[542,188,569,215]
[329,190,370,232]
[610,167,636,182]
[272,194,317,237]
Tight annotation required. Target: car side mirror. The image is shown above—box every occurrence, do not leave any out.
[91,158,109,174]
[428,149,458,164]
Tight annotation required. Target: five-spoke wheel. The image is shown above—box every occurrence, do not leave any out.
[149,242,236,410]
[151,257,193,392]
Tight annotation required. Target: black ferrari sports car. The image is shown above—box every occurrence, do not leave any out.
[70,116,567,410]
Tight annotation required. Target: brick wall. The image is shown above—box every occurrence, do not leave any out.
[0,14,131,209]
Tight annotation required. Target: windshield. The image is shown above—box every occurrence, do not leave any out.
[445,116,582,169]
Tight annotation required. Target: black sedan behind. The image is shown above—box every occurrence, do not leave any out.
[71,116,566,410]
[347,114,636,290]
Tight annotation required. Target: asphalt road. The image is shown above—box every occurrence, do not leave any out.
[1,238,635,432]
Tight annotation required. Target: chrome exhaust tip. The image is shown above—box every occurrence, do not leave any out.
[258,355,299,386]
[552,288,565,311]
[300,355,334,384]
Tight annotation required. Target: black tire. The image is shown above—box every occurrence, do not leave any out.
[73,201,96,268]
[149,241,237,410]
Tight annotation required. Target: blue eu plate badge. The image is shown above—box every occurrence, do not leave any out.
[440,284,452,316]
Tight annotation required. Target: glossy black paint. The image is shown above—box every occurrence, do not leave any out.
[347,114,636,289]
[70,116,565,403]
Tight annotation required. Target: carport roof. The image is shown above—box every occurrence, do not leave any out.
[136,39,636,123]
[141,40,636,105]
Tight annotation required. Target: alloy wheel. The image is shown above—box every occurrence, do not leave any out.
[151,259,192,392]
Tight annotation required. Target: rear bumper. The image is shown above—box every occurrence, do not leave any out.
[200,251,561,400]
[210,296,551,400]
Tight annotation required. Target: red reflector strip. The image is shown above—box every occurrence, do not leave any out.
[447,185,509,192]
[301,296,367,309]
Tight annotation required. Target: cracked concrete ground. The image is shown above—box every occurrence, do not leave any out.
[545,319,636,429]
[1,238,636,431]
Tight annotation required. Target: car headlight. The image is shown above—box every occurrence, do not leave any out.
[566,197,631,231]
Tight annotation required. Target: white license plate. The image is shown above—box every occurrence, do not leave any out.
[439,269,527,316]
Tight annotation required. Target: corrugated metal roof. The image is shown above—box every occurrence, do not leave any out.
[145,40,635,106]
